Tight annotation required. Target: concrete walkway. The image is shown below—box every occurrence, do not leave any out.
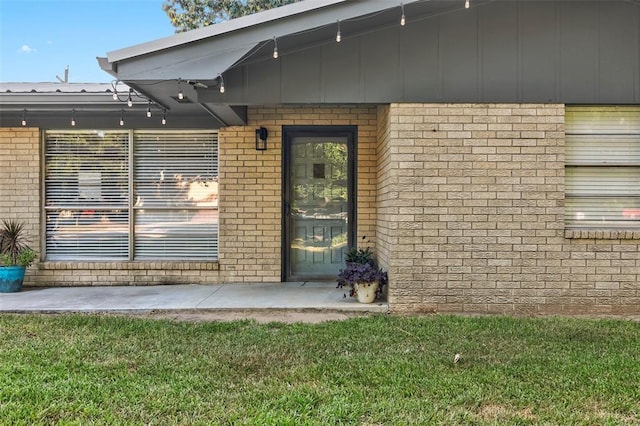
[0,282,388,315]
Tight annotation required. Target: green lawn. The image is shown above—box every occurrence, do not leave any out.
[1,314,639,425]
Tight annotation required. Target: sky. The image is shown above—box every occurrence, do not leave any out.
[0,0,176,83]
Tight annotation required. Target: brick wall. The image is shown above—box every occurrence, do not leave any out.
[382,103,640,315]
[4,104,638,316]
[375,105,393,297]
[1,105,379,286]
[0,128,41,281]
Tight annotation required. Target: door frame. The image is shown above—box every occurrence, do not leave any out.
[281,125,357,282]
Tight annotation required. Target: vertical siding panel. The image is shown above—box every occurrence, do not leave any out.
[518,1,558,102]
[361,27,400,102]
[478,2,518,102]
[320,38,361,103]
[559,2,599,103]
[281,49,321,103]
[439,9,478,101]
[637,5,640,101]
[399,16,440,101]
[245,59,281,103]
[597,2,640,102]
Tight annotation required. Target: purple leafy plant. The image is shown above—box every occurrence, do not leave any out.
[337,241,387,299]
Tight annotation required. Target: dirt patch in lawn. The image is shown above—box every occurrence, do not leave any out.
[137,309,374,324]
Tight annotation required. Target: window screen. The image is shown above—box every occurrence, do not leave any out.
[44,130,218,260]
[44,131,129,260]
[565,106,640,229]
[133,131,219,259]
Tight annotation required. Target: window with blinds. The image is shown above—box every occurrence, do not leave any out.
[44,131,129,260]
[44,130,218,260]
[565,106,640,229]
[133,131,218,259]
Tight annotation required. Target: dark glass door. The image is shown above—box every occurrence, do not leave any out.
[283,127,356,281]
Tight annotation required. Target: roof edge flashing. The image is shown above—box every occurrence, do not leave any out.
[97,56,117,77]
[106,0,347,63]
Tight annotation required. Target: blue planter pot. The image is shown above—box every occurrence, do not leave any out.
[0,266,26,293]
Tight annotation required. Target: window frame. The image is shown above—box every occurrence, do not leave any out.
[42,129,219,261]
[565,105,640,231]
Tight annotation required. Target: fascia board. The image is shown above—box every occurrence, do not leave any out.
[106,0,347,63]
[0,94,119,106]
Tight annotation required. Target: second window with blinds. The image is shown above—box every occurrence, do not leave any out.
[44,130,219,261]
[565,106,640,230]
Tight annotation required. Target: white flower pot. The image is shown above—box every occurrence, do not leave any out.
[355,281,379,304]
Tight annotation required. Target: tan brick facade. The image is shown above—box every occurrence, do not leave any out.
[380,104,640,316]
[0,127,41,260]
[2,104,639,316]
[0,105,379,286]
[219,105,379,281]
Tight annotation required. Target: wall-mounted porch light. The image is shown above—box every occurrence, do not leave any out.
[255,127,268,151]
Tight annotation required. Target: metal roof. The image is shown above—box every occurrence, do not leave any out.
[0,82,139,109]
[0,82,220,129]
[0,82,119,94]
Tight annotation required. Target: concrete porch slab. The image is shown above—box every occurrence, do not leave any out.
[0,282,388,314]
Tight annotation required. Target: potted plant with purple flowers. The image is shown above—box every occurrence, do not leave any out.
[337,242,387,303]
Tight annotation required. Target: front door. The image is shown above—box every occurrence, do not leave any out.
[283,126,356,281]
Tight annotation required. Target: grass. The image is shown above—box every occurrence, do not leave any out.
[1,314,639,425]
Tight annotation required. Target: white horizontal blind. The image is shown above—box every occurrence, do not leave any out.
[565,106,640,229]
[133,131,219,259]
[44,131,129,259]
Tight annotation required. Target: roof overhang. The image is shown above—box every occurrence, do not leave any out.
[97,0,431,126]
[0,82,221,129]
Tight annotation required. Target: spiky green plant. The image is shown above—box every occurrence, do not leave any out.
[0,219,36,266]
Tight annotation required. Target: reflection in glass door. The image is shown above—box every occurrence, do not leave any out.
[283,127,355,281]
